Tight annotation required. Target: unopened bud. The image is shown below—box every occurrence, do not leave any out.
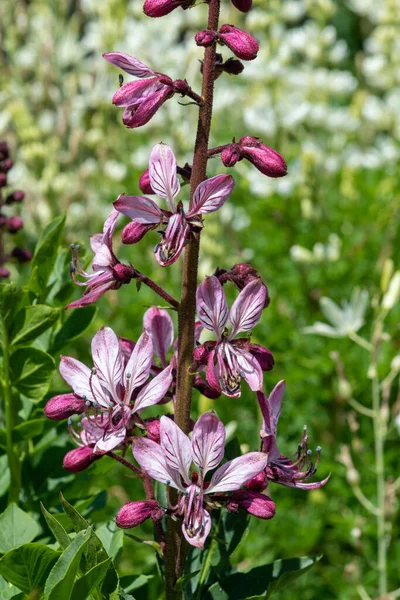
[112,263,135,283]
[6,216,23,233]
[249,345,274,371]
[10,247,32,263]
[227,490,275,519]
[221,57,244,76]
[0,141,9,160]
[193,375,221,399]
[122,221,154,244]
[0,158,13,173]
[63,446,101,472]
[173,79,190,95]
[221,145,241,167]
[245,470,268,492]
[146,418,161,443]
[116,500,163,528]
[0,173,7,187]
[193,344,210,365]
[0,267,10,278]
[218,25,259,61]
[139,169,154,194]
[143,0,194,17]
[44,393,86,420]
[231,0,253,11]
[195,29,217,47]
[239,137,287,178]
[6,190,25,204]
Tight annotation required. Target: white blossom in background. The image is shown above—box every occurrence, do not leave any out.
[303,289,369,338]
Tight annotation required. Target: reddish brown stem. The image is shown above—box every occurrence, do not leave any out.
[134,270,179,309]
[108,451,142,476]
[164,1,221,598]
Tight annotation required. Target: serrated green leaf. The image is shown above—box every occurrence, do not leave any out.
[0,544,60,595]
[10,348,55,402]
[10,305,60,348]
[59,492,90,532]
[40,503,70,550]
[43,528,91,600]
[51,305,97,352]
[31,215,66,291]
[70,557,111,600]
[0,504,40,553]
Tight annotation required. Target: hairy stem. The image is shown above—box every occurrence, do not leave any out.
[164,1,220,597]
[134,271,179,309]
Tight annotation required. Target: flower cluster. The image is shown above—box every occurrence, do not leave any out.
[0,141,31,278]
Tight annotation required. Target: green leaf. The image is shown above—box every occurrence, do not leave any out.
[51,305,97,352]
[40,503,70,550]
[11,348,55,402]
[0,544,60,594]
[204,555,323,599]
[0,282,21,345]
[0,456,10,498]
[95,522,124,560]
[43,528,91,600]
[10,305,60,348]
[0,575,20,600]
[12,419,48,442]
[0,504,40,553]
[175,571,200,592]
[31,215,66,291]
[59,492,90,533]
[70,557,111,600]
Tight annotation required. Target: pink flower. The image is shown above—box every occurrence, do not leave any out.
[67,209,135,309]
[258,381,331,489]
[221,137,287,178]
[195,276,273,398]
[130,413,269,548]
[143,0,195,17]
[45,326,173,454]
[115,144,235,266]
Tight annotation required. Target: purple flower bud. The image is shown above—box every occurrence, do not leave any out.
[0,267,10,278]
[221,145,241,167]
[216,264,270,306]
[112,263,135,283]
[245,470,269,492]
[193,375,221,399]
[44,393,86,420]
[6,216,23,233]
[193,344,210,365]
[5,190,25,204]
[0,174,7,188]
[116,500,164,528]
[122,222,155,244]
[218,25,259,61]
[1,158,13,173]
[173,79,191,95]
[195,29,218,47]
[231,0,253,11]
[139,169,155,194]
[227,490,275,519]
[0,141,9,160]
[10,247,32,263]
[143,0,192,17]
[176,162,192,183]
[239,137,287,178]
[145,418,161,443]
[63,446,101,472]
[119,336,136,362]
[249,344,274,371]
[222,57,245,76]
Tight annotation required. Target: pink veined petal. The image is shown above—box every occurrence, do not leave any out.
[59,356,93,400]
[91,327,124,398]
[90,233,103,254]
[93,425,127,454]
[143,307,174,366]
[80,416,106,445]
[187,174,235,217]
[92,243,114,271]
[207,452,269,494]
[103,52,156,78]
[229,279,266,338]
[66,280,115,309]
[267,380,285,436]
[206,349,222,393]
[112,78,164,107]
[132,436,184,491]
[194,321,203,343]
[124,331,153,400]
[132,366,173,413]
[159,415,192,485]
[182,507,212,549]
[114,194,163,224]
[121,86,172,129]
[236,350,263,392]
[148,143,180,211]
[191,412,226,476]
[196,276,228,337]
[155,212,189,267]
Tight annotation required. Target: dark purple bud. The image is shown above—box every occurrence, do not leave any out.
[143,0,194,17]
[193,375,221,400]
[122,221,155,244]
[173,79,190,95]
[145,418,161,443]
[44,393,86,420]
[10,247,32,263]
[250,344,274,371]
[0,141,9,160]
[221,144,241,167]
[1,158,13,173]
[116,500,164,528]
[0,216,7,228]
[139,169,155,194]
[227,490,275,519]
[63,446,101,472]
[217,264,270,306]
[245,470,269,493]
[0,174,7,188]
[176,163,192,183]
[0,267,10,278]
[231,0,253,11]
[6,216,23,233]
[195,29,218,47]
[218,25,259,61]
[221,57,245,76]
[112,263,135,283]
[193,344,210,365]
[239,137,287,178]
[119,336,135,362]
[6,190,25,204]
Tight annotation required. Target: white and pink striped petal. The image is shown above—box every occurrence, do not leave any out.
[191,412,226,476]
[196,276,228,338]
[143,307,174,366]
[187,174,235,217]
[229,279,266,338]
[103,52,156,78]
[149,143,180,211]
[114,194,164,224]
[159,416,192,485]
[132,366,173,413]
[207,452,269,494]
[124,331,153,400]
[91,327,124,397]
[133,436,184,491]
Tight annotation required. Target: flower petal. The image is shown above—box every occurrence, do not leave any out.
[132,436,184,491]
[59,356,92,400]
[191,412,226,476]
[143,307,174,366]
[187,174,235,217]
[114,194,163,224]
[196,276,228,337]
[124,331,153,400]
[91,327,124,398]
[149,143,180,209]
[182,507,212,549]
[155,212,189,267]
[132,366,173,413]
[229,279,266,338]
[112,78,164,107]
[207,452,268,494]
[159,415,191,485]
[93,425,127,454]
[121,86,172,128]
[236,350,263,392]
[103,52,156,78]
